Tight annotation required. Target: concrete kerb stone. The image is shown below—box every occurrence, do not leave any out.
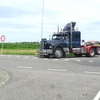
[0,69,10,87]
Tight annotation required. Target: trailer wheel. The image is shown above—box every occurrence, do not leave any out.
[96,47,100,55]
[53,48,64,58]
[86,48,95,57]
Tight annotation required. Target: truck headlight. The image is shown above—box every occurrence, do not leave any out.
[49,46,52,48]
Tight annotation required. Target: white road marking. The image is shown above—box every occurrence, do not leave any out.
[64,59,69,61]
[24,57,29,58]
[47,68,67,72]
[88,60,94,62]
[33,57,38,59]
[76,60,81,62]
[7,55,12,57]
[43,58,48,60]
[15,56,20,58]
[0,55,5,56]
[85,71,100,75]
[93,91,100,100]
[17,66,33,69]
[53,59,58,61]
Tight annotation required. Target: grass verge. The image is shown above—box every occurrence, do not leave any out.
[66,53,74,57]
[2,49,37,55]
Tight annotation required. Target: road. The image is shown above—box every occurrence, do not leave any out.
[0,55,100,100]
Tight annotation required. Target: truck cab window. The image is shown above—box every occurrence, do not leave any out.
[52,35,62,40]
[76,34,80,39]
[64,34,68,39]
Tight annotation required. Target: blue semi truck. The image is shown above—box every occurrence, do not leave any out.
[38,22,100,58]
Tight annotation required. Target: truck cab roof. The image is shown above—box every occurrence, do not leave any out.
[63,22,76,31]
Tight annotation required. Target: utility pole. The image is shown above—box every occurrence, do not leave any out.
[70,22,72,51]
[41,0,44,40]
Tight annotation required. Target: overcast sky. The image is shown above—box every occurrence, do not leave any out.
[0,0,100,42]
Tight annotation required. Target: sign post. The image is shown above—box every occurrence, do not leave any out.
[1,35,6,54]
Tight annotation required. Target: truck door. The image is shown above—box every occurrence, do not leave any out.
[72,31,81,48]
[63,33,69,48]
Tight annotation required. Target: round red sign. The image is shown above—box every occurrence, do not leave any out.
[1,35,6,42]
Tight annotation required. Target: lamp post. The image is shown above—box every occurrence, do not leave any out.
[41,0,44,40]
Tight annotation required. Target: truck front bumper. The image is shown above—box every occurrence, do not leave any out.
[37,49,53,55]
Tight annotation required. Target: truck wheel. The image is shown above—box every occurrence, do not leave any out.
[86,48,95,57]
[53,48,64,58]
[96,47,100,55]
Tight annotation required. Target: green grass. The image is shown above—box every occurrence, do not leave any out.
[66,53,74,57]
[0,42,40,50]
[0,42,40,55]
[2,49,37,55]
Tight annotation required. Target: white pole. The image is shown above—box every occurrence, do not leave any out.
[57,24,59,33]
[1,42,3,54]
[70,22,72,49]
[41,0,44,40]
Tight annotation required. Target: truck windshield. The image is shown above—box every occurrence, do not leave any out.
[52,34,63,40]
[52,34,68,40]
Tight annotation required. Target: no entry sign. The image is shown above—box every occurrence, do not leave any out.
[1,35,6,42]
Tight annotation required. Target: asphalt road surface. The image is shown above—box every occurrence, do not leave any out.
[0,55,100,100]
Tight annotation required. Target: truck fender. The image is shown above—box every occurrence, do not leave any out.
[86,47,95,57]
[53,45,64,52]
[86,46,91,53]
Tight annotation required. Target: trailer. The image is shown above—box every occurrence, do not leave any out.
[80,41,100,57]
[38,22,100,58]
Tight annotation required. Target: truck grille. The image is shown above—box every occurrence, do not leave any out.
[40,41,44,49]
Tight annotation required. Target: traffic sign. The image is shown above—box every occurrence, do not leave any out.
[1,35,6,42]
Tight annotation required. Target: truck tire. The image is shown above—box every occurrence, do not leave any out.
[96,47,100,55]
[53,48,64,58]
[86,48,95,57]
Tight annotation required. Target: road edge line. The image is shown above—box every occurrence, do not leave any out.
[93,91,100,100]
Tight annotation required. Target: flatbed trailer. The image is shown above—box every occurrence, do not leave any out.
[77,42,100,57]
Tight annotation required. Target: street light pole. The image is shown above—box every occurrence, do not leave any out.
[41,0,44,40]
